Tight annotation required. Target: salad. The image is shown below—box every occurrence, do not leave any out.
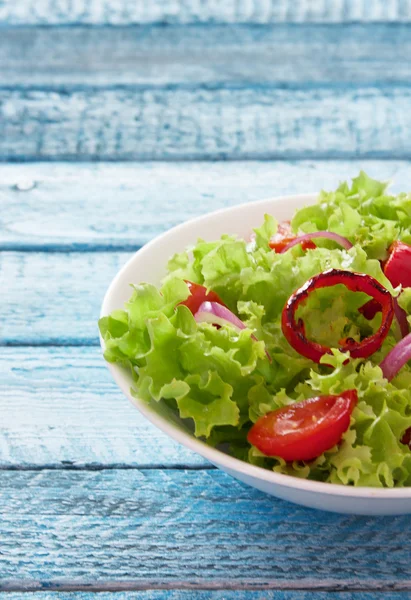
[99,172,411,488]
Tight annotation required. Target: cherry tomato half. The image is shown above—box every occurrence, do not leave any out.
[269,221,316,253]
[247,390,357,461]
[384,241,411,289]
[179,281,226,315]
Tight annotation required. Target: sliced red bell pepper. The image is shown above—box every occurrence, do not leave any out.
[358,298,381,320]
[281,269,394,363]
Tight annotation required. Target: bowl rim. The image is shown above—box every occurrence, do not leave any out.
[100,193,411,500]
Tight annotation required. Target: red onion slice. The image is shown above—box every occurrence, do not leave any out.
[280,231,353,253]
[394,298,409,339]
[380,332,411,381]
[195,301,247,329]
[195,301,271,361]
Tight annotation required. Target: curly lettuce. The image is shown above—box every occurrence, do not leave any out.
[99,172,411,487]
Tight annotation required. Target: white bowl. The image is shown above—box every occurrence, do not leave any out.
[100,194,411,515]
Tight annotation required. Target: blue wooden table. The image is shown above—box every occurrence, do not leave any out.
[1,1,411,597]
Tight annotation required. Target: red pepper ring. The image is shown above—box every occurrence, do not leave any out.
[281,269,395,363]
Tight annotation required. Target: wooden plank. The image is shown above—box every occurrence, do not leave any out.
[2,25,411,88]
[2,160,409,251]
[2,87,411,160]
[0,469,410,590]
[0,0,410,25]
[0,251,131,344]
[0,347,206,468]
[0,594,410,600]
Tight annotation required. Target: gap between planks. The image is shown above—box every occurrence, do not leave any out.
[2,581,411,593]
[4,154,411,164]
[0,155,410,169]
[0,244,143,252]
[2,593,411,600]
[0,340,101,347]
[0,464,215,471]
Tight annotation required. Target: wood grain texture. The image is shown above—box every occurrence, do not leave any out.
[1,251,132,344]
[0,0,410,25]
[0,469,410,590]
[2,87,411,160]
[2,160,410,251]
[2,24,411,87]
[0,346,206,468]
[1,594,410,600]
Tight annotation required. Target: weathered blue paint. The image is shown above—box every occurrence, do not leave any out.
[1,251,131,344]
[0,0,410,25]
[0,469,410,588]
[1,161,409,251]
[2,25,411,88]
[3,87,411,161]
[0,346,206,468]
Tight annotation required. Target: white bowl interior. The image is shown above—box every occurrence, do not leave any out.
[101,194,411,515]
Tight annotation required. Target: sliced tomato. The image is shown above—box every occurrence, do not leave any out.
[179,281,226,315]
[247,390,358,461]
[384,241,411,289]
[269,221,316,253]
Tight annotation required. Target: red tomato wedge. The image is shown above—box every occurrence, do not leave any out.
[179,281,226,315]
[247,390,358,461]
[384,241,411,289]
[269,221,316,253]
